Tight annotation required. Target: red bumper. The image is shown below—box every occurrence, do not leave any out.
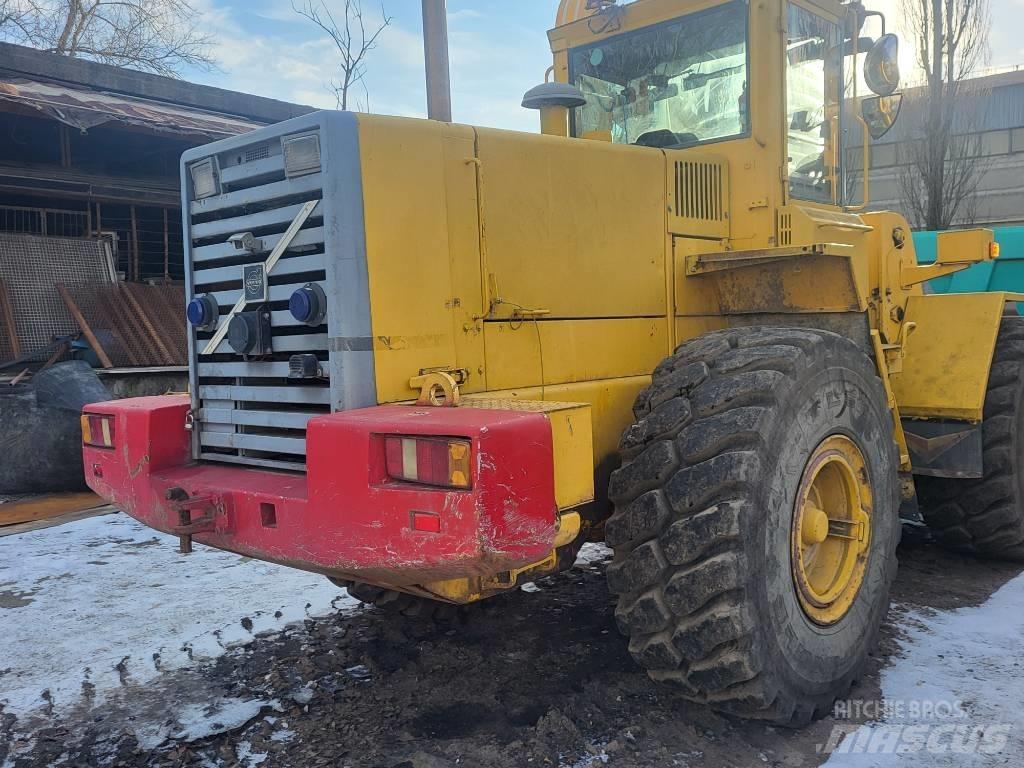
[83,396,560,585]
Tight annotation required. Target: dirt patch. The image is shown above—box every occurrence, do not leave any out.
[3,533,1023,768]
[0,588,38,609]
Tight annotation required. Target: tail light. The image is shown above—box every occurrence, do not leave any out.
[81,413,116,448]
[384,436,471,489]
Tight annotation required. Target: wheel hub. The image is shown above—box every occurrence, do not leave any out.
[791,435,872,626]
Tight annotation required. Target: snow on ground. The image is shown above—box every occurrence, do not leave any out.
[575,542,613,566]
[824,573,1024,766]
[0,512,357,722]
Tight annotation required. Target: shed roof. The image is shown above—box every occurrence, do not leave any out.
[0,75,262,138]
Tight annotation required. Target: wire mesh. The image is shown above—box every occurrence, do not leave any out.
[0,233,115,362]
[67,282,186,367]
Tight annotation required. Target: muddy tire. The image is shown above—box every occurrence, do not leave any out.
[605,327,900,725]
[331,580,460,621]
[916,317,1024,561]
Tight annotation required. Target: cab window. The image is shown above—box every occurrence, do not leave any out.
[786,4,842,203]
[569,1,749,149]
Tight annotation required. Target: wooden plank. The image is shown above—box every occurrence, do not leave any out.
[55,282,114,368]
[0,278,21,358]
[0,492,105,527]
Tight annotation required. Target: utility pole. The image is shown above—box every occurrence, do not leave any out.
[421,0,452,121]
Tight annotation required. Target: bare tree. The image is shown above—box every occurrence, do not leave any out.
[0,0,32,37]
[898,0,991,229]
[293,0,392,111]
[0,0,216,77]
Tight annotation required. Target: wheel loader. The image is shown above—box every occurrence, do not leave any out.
[82,0,1024,725]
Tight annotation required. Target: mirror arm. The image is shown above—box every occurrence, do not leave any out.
[846,115,871,212]
[863,10,886,36]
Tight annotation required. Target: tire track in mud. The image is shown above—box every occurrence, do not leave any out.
[3,536,1022,768]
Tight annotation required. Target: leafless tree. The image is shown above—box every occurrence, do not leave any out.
[898,0,991,229]
[293,0,392,111]
[0,0,216,77]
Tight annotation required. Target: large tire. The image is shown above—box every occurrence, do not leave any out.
[605,327,900,725]
[916,316,1024,561]
[331,580,459,621]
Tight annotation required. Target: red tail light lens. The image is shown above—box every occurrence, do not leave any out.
[81,413,116,448]
[384,436,471,489]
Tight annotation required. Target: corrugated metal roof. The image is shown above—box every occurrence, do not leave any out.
[0,75,261,137]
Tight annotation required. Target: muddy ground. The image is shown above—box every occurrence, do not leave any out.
[2,524,1022,768]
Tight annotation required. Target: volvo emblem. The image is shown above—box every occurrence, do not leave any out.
[243,264,268,304]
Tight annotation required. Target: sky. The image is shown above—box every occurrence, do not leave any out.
[189,0,562,132]
[185,0,1024,132]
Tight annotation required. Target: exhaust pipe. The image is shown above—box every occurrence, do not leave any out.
[421,0,452,122]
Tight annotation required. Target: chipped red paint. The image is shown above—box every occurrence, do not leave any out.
[83,397,560,586]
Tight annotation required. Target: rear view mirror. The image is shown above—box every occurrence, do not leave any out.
[864,33,900,96]
[861,94,903,140]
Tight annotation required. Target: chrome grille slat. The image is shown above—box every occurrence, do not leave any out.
[194,253,325,285]
[191,173,321,215]
[198,384,331,405]
[192,227,325,263]
[188,130,330,469]
[208,279,327,307]
[207,333,328,355]
[191,201,321,241]
[200,408,315,430]
[199,361,328,377]
[219,154,284,186]
[199,431,307,454]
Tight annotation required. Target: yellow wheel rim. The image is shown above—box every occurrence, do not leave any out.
[791,435,872,626]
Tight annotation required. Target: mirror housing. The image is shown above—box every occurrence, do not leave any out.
[861,93,903,140]
[864,33,900,96]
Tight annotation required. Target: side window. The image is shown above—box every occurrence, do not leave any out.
[786,4,841,204]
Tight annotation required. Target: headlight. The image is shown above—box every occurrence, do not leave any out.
[282,133,321,177]
[189,158,219,199]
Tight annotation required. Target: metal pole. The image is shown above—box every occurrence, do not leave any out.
[130,205,140,281]
[421,0,452,122]
[163,207,170,280]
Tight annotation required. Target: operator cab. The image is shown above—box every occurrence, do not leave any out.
[528,0,902,211]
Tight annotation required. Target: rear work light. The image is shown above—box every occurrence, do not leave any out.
[384,436,471,489]
[282,133,321,177]
[81,413,115,449]
[189,158,219,199]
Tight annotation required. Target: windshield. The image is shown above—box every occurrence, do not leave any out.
[569,1,749,148]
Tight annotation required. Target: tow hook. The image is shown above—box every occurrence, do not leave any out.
[165,487,220,554]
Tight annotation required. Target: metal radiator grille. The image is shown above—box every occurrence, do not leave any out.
[667,156,731,239]
[189,134,329,471]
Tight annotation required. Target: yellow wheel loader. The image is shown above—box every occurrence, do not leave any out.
[83,0,1024,726]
